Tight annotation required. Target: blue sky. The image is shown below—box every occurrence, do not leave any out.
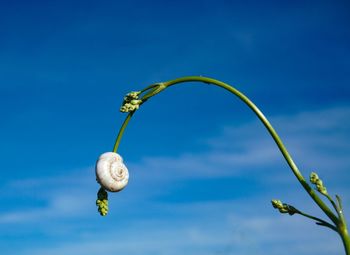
[0,0,349,254]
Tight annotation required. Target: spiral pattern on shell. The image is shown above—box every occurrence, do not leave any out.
[95,152,129,192]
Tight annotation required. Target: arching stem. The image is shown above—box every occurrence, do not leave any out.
[113,112,134,153]
[166,76,338,223]
[112,76,349,254]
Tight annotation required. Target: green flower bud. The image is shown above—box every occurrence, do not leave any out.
[120,105,128,112]
[125,91,141,100]
[316,180,328,195]
[120,91,142,113]
[120,101,141,113]
[310,172,319,184]
[130,99,142,105]
[310,172,328,196]
[271,199,297,215]
[100,207,108,214]
[271,199,283,209]
[96,188,109,216]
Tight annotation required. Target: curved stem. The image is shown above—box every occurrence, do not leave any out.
[140,84,158,93]
[296,210,337,232]
[163,76,338,224]
[113,112,134,153]
[112,76,349,253]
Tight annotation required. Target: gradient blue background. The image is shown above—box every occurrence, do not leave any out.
[1,1,349,254]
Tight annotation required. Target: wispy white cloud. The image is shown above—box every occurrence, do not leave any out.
[0,167,95,224]
[206,105,350,169]
[0,193,90,224]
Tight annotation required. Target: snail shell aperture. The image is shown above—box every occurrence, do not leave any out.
[95,152,129,192]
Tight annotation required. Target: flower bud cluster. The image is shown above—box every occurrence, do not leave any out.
[120,91,142,113]
[271,199,298,215]
[96,188,109,216]
[310,172,328,196]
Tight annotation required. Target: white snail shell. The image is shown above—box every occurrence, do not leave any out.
[95,152,129,192]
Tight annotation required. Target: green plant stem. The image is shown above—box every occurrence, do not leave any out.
[326,194,342,217]
[113,112,134,153]
[112,75,349,254]
[140,83,159,93]
[296,210,337,232]
[340,225,350,255]
[163,76,338,223]
[338,206,350,255]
